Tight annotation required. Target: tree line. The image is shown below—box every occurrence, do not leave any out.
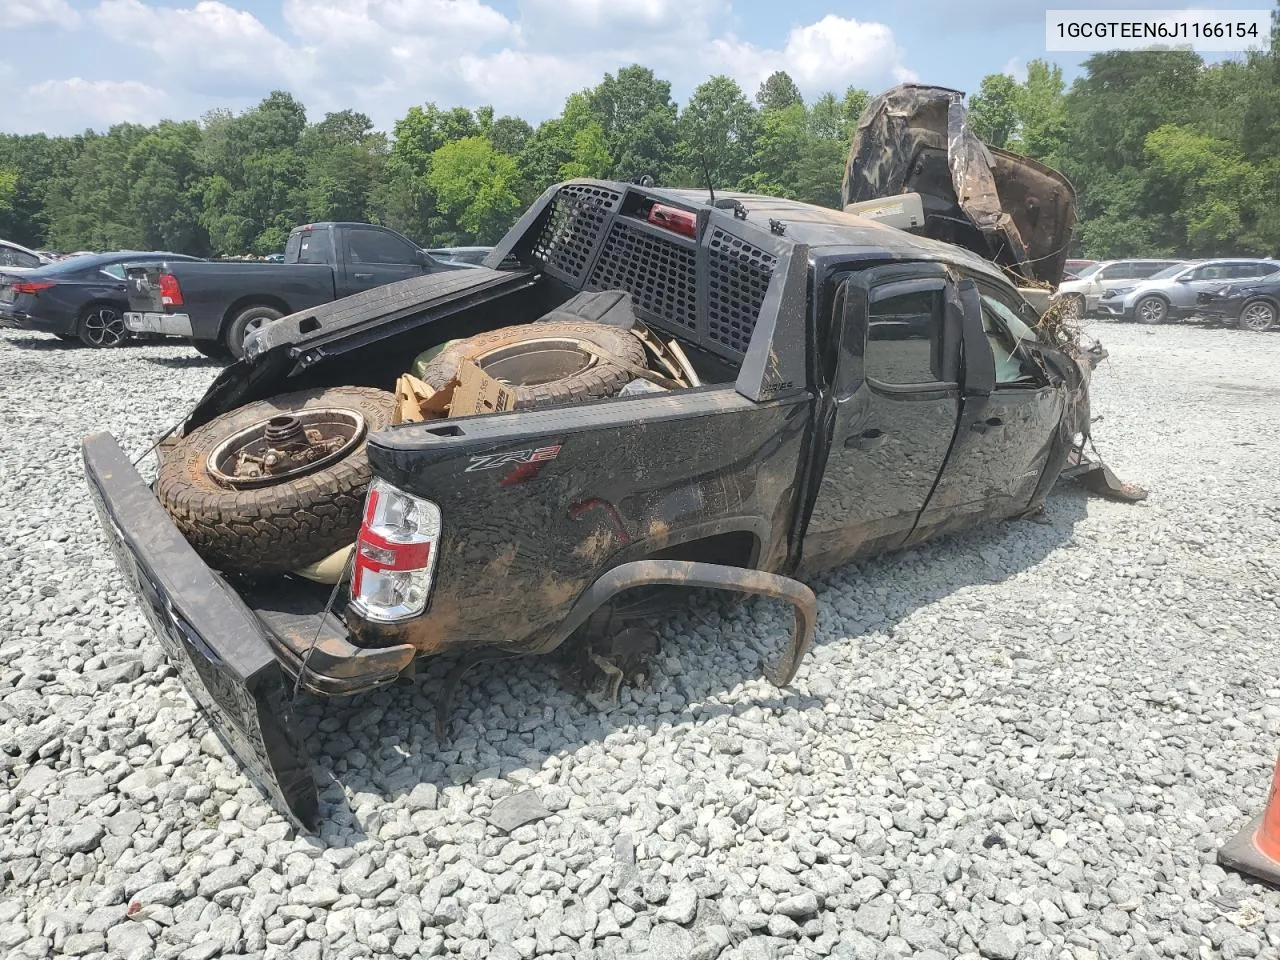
[1,37,1276,261]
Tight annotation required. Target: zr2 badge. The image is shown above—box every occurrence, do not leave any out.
[466,445,562,473]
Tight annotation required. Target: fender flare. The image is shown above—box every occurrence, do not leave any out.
[543,559,816,688]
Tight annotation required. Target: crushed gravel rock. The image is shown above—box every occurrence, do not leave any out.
[0,321,1278,959]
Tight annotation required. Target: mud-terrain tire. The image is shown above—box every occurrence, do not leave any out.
[156,386,396,575]
[419,320,647,409]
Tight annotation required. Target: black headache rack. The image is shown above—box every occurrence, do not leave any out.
[487,180,809,403]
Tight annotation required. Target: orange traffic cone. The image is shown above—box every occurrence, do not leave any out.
[1219,754,1280,886]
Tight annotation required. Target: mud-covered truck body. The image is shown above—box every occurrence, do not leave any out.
[81,87,1133,828]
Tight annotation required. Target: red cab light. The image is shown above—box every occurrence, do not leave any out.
[12,281,55,296]
[647,203,697,239]
[158,273,184,307]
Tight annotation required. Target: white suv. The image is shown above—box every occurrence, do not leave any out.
[1054,259,1185,318]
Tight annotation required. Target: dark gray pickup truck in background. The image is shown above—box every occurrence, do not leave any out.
[124,222,473,359]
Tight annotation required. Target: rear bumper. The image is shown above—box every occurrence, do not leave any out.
[81,433,414,828]
[125,311,194,337]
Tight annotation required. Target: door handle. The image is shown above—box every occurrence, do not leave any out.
[846,428,885,450]
[971,416,1004,434]
[353,272,374,280]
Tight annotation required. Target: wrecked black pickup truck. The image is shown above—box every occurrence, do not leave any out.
[81,85,1138,829]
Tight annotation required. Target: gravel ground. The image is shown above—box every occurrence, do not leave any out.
[1,321,1278,960]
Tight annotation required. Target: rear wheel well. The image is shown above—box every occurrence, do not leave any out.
[595,531,764,624]
[642,531,760,568]
[77,298,127,326]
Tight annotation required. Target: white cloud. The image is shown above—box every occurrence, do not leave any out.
[283,0,513,46]
[707,15,912,100]
[1002,56,1027,82]
[22,78,169,128]
[8,2,915,133]
[456,49,607,113]
[91,0,307,90]
[2,0,80,29]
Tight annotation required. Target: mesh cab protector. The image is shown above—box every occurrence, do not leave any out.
[513,181,785,369]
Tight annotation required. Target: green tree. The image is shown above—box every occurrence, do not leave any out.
[676,75,759,188]
[0,168,18,227]
[756,71,803,111]
[1014,60,1069,167]
[298,110,388,224]
[1145,124,1272,254]
[586,65,678,182]
[127,121,209,254]
[425,136,522,244]
[968,73,1020,148]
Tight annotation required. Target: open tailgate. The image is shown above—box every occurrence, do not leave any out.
[82,433,319,828]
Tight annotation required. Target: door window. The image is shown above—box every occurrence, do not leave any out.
[101,264,128,280]
[1190,263,1232,281]
[866,287,951,386]
[979,291,1041,385]
[345,229,417,265]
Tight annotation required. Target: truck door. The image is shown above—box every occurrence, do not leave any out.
[339,227,430,295]
[799,264,962,573]
[907,278,1064,542]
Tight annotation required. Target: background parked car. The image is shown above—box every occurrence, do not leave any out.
[0,239,54,272]
[1054,258,1185,318]
[1065,258,1097,275]
[0,251,200,347]
[1099,258,1280,324]
[1197,272,1280,331]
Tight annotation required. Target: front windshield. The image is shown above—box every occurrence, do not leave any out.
[1147,264,1186,280]
[1076,263,1102,278]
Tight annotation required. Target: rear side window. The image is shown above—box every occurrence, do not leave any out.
[866,288,949,386]
[1237,262,1278,278]
[0,246,40,268]
[345,229,417,265]
[289,231,328,264]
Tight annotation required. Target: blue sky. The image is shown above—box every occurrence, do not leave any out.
[0,0,1267,135]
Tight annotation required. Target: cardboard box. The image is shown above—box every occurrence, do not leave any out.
[451,360,516,416]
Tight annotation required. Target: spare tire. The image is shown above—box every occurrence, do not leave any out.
[419,320,646,409]
[157,386,396,575]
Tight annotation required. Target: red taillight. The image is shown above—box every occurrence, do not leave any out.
[647,203,697,238]
[12,281,55,295]
[350,480,442,622]
[158,273,183,307]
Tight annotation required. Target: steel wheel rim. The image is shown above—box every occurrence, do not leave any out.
[207,409,366,488]
[1139,299,1165,323]
[84,307,125,346]
[1241,301,1275,331]
[473,337,597,386]
[242,315,271,348]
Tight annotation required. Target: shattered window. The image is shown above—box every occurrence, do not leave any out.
[866,288,947,385]
[980,293,1040,384]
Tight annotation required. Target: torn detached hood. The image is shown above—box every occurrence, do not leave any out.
[842,84,1076,288]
